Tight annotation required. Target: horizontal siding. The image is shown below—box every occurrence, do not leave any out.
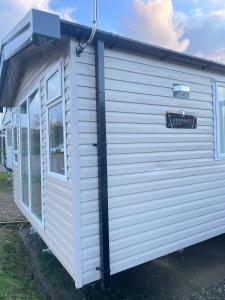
[78,46,225,285]
[102,46,225,278]
[76,46,102,284]
[41,50,75,278]
[12,42,75,280]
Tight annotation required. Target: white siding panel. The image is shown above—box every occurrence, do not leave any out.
[104,47,225,280]
[76,45,102,284]
[78,45,225,285]
[12,42,76,280]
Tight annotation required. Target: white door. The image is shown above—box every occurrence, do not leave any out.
[20,89,43,222]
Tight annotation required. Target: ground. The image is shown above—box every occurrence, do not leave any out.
[2,168,225,299]
[0,169,26,223]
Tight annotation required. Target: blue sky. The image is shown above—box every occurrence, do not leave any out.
[1,0,225,62]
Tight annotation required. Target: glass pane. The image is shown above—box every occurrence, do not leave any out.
[7,127,12,147]
[13,127,18,163]
[13,127,18,151]
[20,102,29,207]
[218,86,225,101]
[47,69,61,101]
[218,86,225,154]
[29,90,42,221]
[12,111,16,124]
[48,102,65,175]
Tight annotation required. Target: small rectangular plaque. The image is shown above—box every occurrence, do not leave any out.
[166,112,197,129]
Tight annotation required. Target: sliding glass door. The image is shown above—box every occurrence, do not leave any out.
[20,101,29,207]
[29,90,42,221]
[20,89,42,222]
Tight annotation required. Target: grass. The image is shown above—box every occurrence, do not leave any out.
[0,171,13,192]
[0,227,46,300]
[1,226,225,300]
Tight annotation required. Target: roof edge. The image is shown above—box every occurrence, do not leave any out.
[61,19,225,73]
[0,9,61,107]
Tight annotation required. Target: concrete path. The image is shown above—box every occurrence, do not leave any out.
[0,189,26,223]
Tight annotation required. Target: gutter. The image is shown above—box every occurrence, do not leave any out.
[95,39,111,290]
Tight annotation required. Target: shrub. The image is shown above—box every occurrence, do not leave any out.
[0,172,13,187]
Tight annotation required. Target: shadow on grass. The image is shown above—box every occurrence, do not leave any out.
[0,226,46,300]
[25,228,163,300]
[24,230,225,300]
[2,223,225,299]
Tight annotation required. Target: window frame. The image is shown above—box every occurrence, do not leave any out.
[214,80,225,160]
[11,107,17,126]
[12,125,19,164]
[45,60,63,105]
[46,60,67,182]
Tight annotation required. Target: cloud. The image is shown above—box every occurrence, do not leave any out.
[184,5,225,63]
[0,0,76,41]
[122,0,225,63]
[124,0,189,52]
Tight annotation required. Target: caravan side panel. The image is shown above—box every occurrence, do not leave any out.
[103,47,225,275]
[12,42,76,280]
[74,42,102,285]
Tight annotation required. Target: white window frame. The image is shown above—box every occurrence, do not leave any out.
[6,125,12,148]
[19,85,44,228]
[12,125,18,164]
[45,60,63,105]
[46,59,67,182]
[11,107,17,126]
[214,80,225,160]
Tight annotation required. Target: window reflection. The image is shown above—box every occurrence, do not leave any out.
[48,102,65,175]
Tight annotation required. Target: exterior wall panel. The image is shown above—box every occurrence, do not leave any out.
[12,41,76,280]
[72,42,225,285]
[104,47,225,277]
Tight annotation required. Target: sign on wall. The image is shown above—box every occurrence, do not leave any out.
[166,112,197,129]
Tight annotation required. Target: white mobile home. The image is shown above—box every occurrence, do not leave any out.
[1,9,225,289]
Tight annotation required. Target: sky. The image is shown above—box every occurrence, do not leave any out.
[1,0,225,62]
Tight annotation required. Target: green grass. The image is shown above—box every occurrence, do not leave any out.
[0,228,46,300]
[0,171,13,192]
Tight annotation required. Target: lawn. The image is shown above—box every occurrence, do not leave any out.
[0,227,46,300]
[0,171,13,193]
[2,225,225,300]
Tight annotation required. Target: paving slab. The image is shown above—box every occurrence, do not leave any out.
[0,166,26,223]
[0,189,26,222]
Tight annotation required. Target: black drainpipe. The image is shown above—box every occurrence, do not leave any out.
[95,39,111,290]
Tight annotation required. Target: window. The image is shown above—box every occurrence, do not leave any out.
[6,127,12,147]
[215,82,225,159]
[19,91,43,223]
[12,108,17,125]
[46,60,66,180]
[13,126,18,163]
[20,101,29,207]
[29,90,42,221]
[46,62,62,103]
[48,101,65,176]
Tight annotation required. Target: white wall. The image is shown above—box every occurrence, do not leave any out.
[12,40,77,282]
[76,43,225,285]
